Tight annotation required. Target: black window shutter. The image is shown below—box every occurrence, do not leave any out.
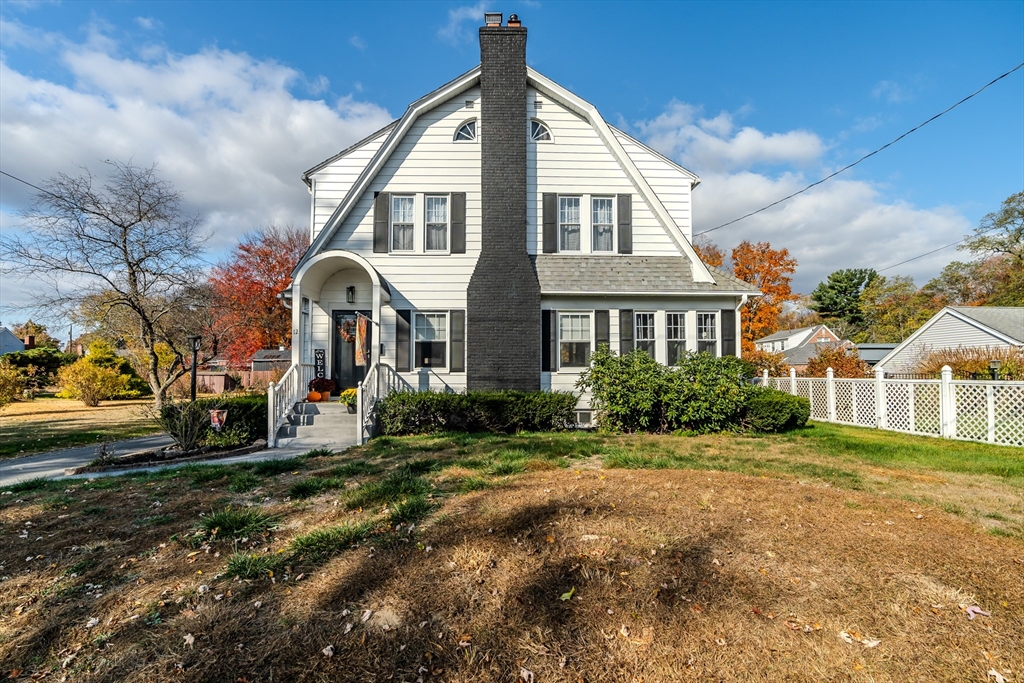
[542,193,557,254]
[450,309,465,372]
[721,309,736,357]
[373,192,390,253]
[617,194,632,254]
[595,310,610,351]
[396,309,411,372]
[450,193,466,254]
[619,309,633,355]
[542,310,557,371]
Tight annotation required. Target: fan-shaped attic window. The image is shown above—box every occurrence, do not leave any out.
[454,119,477,142]
[530,119,552,142]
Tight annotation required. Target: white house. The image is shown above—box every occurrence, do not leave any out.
[283,13,760,418]
[874,306,1024,373]
[753,324,843,371]
[0,327,25,356]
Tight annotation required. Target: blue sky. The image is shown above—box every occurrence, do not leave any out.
[1,0,1022,332]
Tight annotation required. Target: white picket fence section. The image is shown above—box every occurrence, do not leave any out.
[763,366,1024,447]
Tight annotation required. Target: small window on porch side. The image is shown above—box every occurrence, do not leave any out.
[414,312,447,368]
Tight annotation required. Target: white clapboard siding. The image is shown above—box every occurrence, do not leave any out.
[882,312,1015,372]
[613,130,695,241]
[310,131,390,239]
[527,89,680,256]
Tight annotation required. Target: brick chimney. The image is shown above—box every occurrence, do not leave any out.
[466,13,541,390]
[23,335,35,350]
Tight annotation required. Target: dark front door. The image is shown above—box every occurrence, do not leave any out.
[332,310,372,389]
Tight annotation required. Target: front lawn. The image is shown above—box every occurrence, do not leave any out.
[1,424,1021,681]
[0,398,162,459]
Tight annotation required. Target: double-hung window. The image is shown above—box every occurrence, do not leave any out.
[592,197,614,252]
[635,313,656,357]
[559,313,591,367]
[414,313,447,368]
[558,197,581,252]
[697,312,718,355]
[425,195,448,252]
[391,195,415,252]
[667,312,686,366]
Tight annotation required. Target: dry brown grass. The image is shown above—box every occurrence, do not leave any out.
[0,398,161,458]
[1,434,1021,682]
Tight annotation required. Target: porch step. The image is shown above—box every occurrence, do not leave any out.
[275,401,359,452]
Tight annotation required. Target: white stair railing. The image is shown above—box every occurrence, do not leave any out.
[267,363,315,447]
[356,362,402,444]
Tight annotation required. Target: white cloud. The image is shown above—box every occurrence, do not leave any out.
[633,101,972,292]
[437,1,486,46]
[636,100,825,172]
[872,79,910,104]
[135,16,160,31]
[0,26,393,323]
[349,35,367,51]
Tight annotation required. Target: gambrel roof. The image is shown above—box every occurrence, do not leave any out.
[293,65,716,284]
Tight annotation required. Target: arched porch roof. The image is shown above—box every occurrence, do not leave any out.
[293,250,391,303]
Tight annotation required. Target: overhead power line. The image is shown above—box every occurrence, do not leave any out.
[0,169,56,198]
[694,62,1024,237]
[876,223,1003,272]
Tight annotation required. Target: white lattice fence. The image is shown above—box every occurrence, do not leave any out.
[763,367,1023,447]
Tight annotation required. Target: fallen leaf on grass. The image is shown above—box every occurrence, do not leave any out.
[183,634,195,649]
[559,587,575,601]
[361,610,373,622]
[86,618,99,628]
[988,670,1006,683]
[964,605,991,620]
[343,623,353,634]
[715,638,726,646]
[322,645,334,658]
[520,668,534,683]
[840,631,881,648]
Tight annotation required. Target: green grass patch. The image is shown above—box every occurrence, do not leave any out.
[181,464,232,488]
[299,448,335,459]
[197,507,278,538]
[388,495,435,525]
[137,514,175,526]
[223,552,283,579]
[250,458,301,477]
[288,521,375,560]
[345,471,430,509]
[6,477,68,494]
[457,476,494,493]
[288,477,343,500]
[41,494,76,510]
[0,423,162,460]
[328,460,380,477]
[229,472,260,493]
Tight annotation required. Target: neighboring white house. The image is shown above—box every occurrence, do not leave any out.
[874,306,1024,373]
[284,13,760,412]
[0,327,25,356]
[753,324,844,371]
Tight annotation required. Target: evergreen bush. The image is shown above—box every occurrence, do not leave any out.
[742,387,811,432]
[159,395,268,449]
[377,390,577,436]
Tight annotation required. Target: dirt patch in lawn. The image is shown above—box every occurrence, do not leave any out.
[1,452,1021,682]
[0,399,160,459]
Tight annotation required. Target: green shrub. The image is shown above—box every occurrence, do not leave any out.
[2,348,77,392]
[159,395,268,449]
[56,359,124,406]
[742,388,811,433]
[578,348,756,434]
[377,390,577,436]
[0,358,24,411]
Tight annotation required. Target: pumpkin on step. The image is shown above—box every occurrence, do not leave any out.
[306,391,321,402]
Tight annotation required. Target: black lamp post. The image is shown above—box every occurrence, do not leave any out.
[187,335,202,402]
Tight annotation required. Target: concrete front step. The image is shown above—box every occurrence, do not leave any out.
[275,401,359,451]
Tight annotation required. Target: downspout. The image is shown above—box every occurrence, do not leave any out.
[735,294,748,358]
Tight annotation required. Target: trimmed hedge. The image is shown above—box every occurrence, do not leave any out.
[742,388,810,433]
[377,390,577,436]
[159,395,268,447]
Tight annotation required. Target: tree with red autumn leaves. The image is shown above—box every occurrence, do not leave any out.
[210,225,308,367]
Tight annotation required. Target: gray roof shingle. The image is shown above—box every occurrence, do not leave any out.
[950,306,1024,343]
[530,255,760,294]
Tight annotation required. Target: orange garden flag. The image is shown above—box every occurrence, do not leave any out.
[355,314,368,367]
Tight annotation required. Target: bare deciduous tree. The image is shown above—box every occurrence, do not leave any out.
[1,160,209,407]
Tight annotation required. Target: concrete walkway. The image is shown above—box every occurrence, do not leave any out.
[0,435,314,488]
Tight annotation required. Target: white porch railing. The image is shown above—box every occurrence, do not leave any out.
[267,363,315,447]
[761,366,1024,447]
[356,362,404,444]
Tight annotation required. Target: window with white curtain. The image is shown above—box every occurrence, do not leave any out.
[391,195,414,252]
[559,313,591,367]
[425,195,448,251]
[559,196,581,252]
[592,197,614,252]
[667,312,686,366]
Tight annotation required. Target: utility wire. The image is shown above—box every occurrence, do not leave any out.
[0,169,55,197]
[694,62,1024,237]
[876,223,1003,272]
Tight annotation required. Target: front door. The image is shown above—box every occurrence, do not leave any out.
[332,310,372,389]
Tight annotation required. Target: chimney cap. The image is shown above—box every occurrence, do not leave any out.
[484,12,502,26]
[507,13,520,26]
